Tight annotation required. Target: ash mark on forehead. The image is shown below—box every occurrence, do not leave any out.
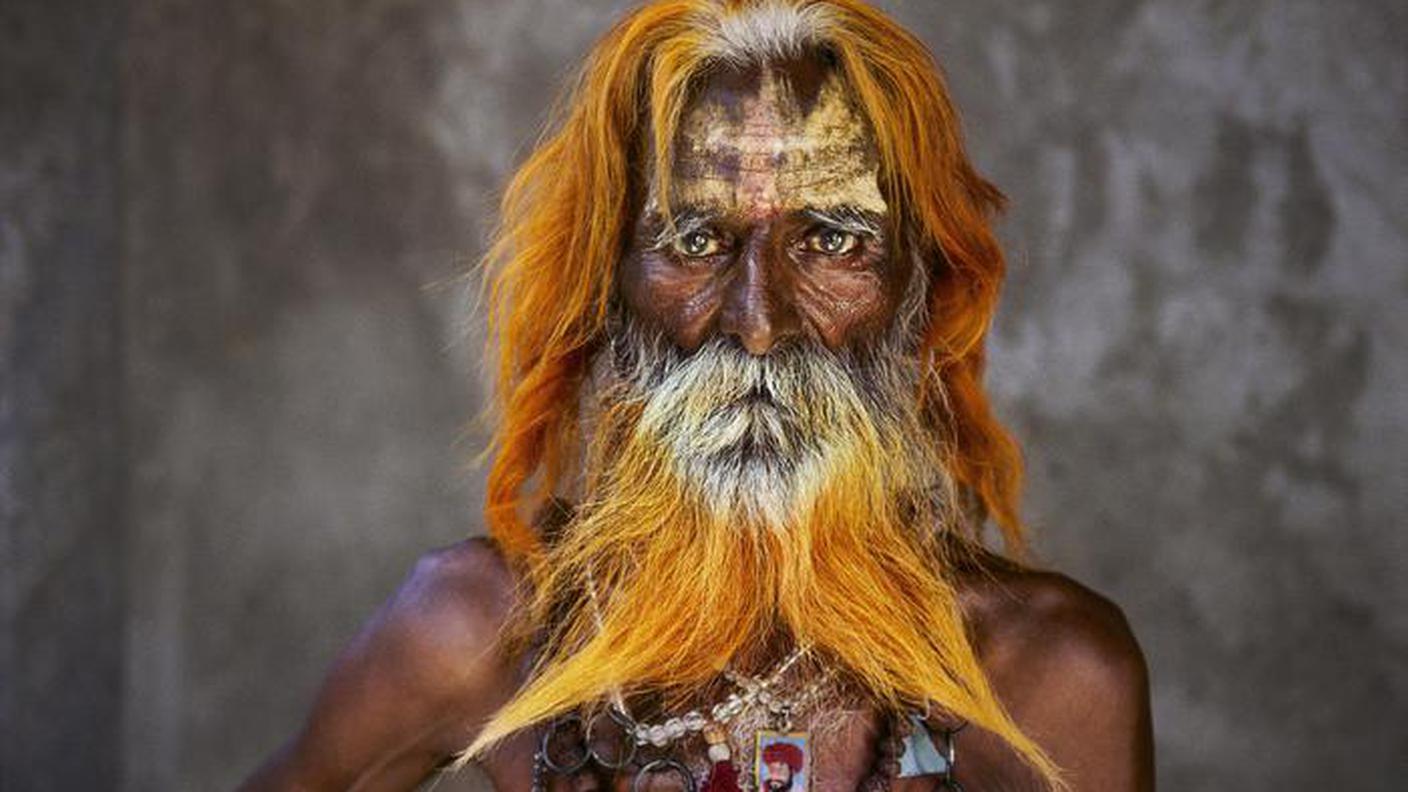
[668,55,886,217]
[675,148,744,182]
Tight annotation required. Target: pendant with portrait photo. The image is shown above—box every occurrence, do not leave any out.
[754,731,810,792]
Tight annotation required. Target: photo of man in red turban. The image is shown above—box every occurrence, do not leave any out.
[760,739,806,792]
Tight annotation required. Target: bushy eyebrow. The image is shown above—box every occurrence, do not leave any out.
[642,204,886,250]
[802,205,885,237]
[644,207,721,250]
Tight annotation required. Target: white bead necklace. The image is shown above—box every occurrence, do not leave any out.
[584,568,831,747]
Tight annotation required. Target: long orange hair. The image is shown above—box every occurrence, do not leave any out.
[484,0,1025,570]
[475,1,1051,784]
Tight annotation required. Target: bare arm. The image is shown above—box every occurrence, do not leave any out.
[239,539,523,792]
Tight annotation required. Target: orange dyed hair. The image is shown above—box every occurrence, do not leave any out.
[483,0,1025,568]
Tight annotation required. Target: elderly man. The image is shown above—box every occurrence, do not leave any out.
[242,1,1152,790]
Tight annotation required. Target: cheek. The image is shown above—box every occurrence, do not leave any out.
[793,267,903,347]
[619,253,722,349]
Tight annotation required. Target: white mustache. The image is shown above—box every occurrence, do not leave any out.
[636,338,845,461]
[592,311,941,528]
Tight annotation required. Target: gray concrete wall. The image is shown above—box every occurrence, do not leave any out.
[0,1,126,789]
[914,1,1408,786]
[119,2,487,788]
[1,1,1404,790]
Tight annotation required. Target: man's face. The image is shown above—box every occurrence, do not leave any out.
[599,56,932,527]
[619,55,913,355]
[764,760,795,791]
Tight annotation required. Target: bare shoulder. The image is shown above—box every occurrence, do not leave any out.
[956,561,1154,789]
[239,537,526,790]
[959,564,1147,691]
[383,537,523,659]
[357,536,526,721]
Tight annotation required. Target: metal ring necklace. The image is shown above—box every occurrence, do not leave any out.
[585,706,637,769]
[631,757,697,792]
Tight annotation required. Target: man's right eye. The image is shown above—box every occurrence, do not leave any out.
[674,230,723,258]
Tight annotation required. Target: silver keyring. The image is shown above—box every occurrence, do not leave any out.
[586,707,638,769]
[540,714,591,775]
[631,758,696,792]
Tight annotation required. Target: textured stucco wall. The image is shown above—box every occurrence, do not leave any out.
[1,1,1404,790]
[119,2,487,788]
[924,2,1408,786]
[0,1,126,789]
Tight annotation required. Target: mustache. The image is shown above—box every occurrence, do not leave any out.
[590,316,934,529]
[606,327,868,451]
[640,340,828,459]
[605,318,918,417]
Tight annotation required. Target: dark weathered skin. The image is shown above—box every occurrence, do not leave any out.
[238,539,1152,791]
[240,58,1154,792]
[620,58,909,355]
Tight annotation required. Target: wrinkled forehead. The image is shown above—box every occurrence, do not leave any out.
[652,55,886,219]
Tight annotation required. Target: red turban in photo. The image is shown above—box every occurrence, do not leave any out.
[762,742,804,772]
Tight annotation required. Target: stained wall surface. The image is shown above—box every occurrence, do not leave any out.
[1,1,1404,790]
[1,1,126,789]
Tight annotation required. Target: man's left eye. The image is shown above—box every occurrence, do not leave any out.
[806,227,860,256]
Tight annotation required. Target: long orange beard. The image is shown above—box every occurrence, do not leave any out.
[465,319,1018,760]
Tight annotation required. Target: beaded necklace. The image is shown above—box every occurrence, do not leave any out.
[530,704,964,791]
[527,575,965,791]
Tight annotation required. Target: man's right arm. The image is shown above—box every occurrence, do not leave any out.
[238,538,523,791]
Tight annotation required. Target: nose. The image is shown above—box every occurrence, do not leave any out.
[718,236,800,356]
